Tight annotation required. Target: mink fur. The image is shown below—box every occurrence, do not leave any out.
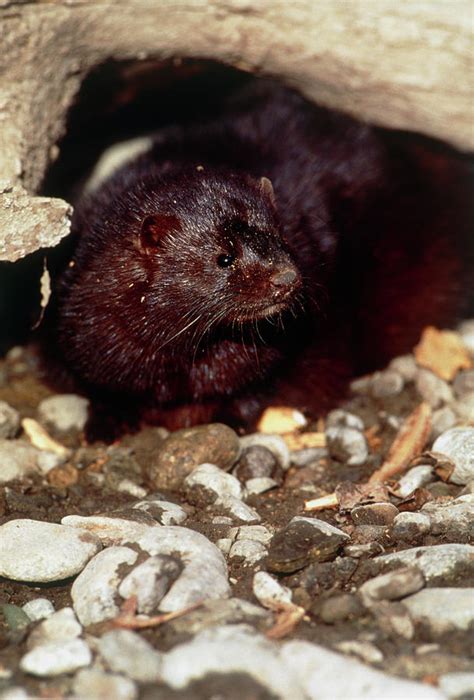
[48,83,473,439]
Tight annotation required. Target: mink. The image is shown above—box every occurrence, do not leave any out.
[48,83,473,439]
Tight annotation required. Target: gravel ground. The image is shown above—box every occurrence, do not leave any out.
[0,322,473,700]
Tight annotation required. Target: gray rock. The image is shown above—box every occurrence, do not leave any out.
[185,462,242,501]
[239,433,290,470]
[136,526,231,612]
[27,607,82,649]
[118,555,181,614]
[326,409,364,431]
[252,571,292,609]
[326,426,368,465]
[289,447,328,467]
[370,370,404,398]
[37,394,89,433]
[392,512,431,540]
[453,369,474,398]
[439,672,474,700]
[0,401,20,439]
[350,375,373,395]
[20,638,92,677]
[229,539,267,564]
[71,546,138,626]
[266,516,350,573]
[403,588,474,635]
[0,440,40,483]
[389,354,418,382]
[245,476,279,494]
[215,496,261,522]
[234,445,278,480]
[22,598,55,622]
[432,427,474,485]
[148,423,240,490]
[396,465,434,497]
[415,368,453,408]
[421,494,474,537]
[72,668,138,700]
[431,406,457,439]
[160,624,303,699]
[375,544,474,584]
[132,497,187,525]
[0,519,102,583]
[281,639,443,699]
[228,525,273,545]
[351,502,399,525]
[358,566,425,607]
[98,629,161,682]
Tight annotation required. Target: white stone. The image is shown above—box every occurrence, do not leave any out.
[415,369,453,408]
[27,607,81,648]
[281,640,444,699]
[0,519,102,582]
[326,426,368,465]
[252,571,292,609]
[245,477,278,494]
[432,427,474,485]
[37,394,89,432]
[229,539,267,564]
[439,672,474,699]
[132,498,187,525]
[0,440,40,483]
[160,624,303,699]
[185,463,242,500]
[326,410,364,431]
[334,640,384,664]
[0,401,20,439]
[239,433,290,470]
[396,465,434,497]
[98,629,161,683]
[61,514,153,546]
[228,525,273,545]
[71,546,138,626]
[136,527,231,613]
[403,588,474,634]
[20,638,92,677]
[22,598,55,622]
[216,496,261,522]
[73,668,138,700]
[358,566,425,607]
[116,479,148,498]
[375,544,474,583]
[389,354,418,381]
[216,538,233,555]
[118,555,181,614]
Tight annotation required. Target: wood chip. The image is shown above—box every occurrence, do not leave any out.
[265,602,306,640]
[21,417,71,458]
[282,431,326,450]
[410,450,456,481]
[304,493,339,511]
[396,487,432,512]
[368,403,432,483]
[414,325,471,381]
[257,406,307,434]
[112,595,202,630]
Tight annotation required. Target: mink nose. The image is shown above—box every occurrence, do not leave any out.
[271,268,298,288]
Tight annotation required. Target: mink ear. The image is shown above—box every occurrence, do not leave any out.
[260,176,276,207]
[139,214,182,251]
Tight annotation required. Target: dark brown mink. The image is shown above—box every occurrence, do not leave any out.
[48,83,473,439]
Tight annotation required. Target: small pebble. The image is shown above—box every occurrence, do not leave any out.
[0,440,40,484]
[185,462,242,502]
[403,588,474,635]
[245,476,278,494]
[216,496,261,522]
[343,542,384,559]
[289,447,328,467]
[118,555,181,614]
[351,502,398,526]
[234,445,278,480]
[1,604,31,632]
[334,639,384,664]
[239,433,290,470]
[370,370,404,398]
[326,410,364,431]
[431,406,457,439]
[370,600,415,640]
[358,566,425,607]
[22,598,55,622]
[27,607,81,649]
[0,519,102,582]
[132,497,188,525]
[396,465,434,497]
[421,494,474,538]
[415,368,453,408]
[0,401,20,439]
[228,525,273,545]
[73,668,138,700]
[432,427,474,485]
[392,512,431,540]
[229,539,267,564]
[375,543,474,584]
[389,354,418,382]
[318,594,364,623]
[98,629,162,682]
[20,638,92,677]
[326,426,368,465]
[252,571,292,608]
[37,394,89,432]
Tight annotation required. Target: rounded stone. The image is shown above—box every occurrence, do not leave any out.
[0,440,40,484]
[148,423,240,490]
[415,369,453,408]
[432,427,474,485]
[73,669,137,700]
[0,400,20,439]
[351,502,399,526]
[234,445,278,481]
[37,394,89,433]
[392,512,431,541]
[0,519,102,582]
[239,433,290,470]
[22,598,55,622]
[20,638,92,677]
[370,370,404,398]
[326,426,368,466]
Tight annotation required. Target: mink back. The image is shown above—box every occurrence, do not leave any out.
[47,82,473,437]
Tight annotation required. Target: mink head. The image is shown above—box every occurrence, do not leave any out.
[58,167,302,381]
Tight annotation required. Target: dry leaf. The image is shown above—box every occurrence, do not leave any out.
[396,487,432,512]
[335,481,389,511]
[410,450,456,481]
[414,326,471,381]
[265,602,306,640]
[283,431,326,450]
[257,406,307,434]
[369,403,432,483]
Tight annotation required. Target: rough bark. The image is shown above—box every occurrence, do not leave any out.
[0,0,472,261]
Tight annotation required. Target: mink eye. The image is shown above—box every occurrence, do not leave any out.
[217,253,235,268]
